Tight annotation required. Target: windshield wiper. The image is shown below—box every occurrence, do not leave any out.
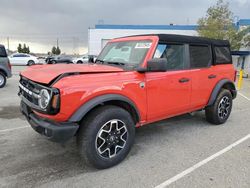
[106,61,125,66]
[95,59,125,66]
[95,59,104,64]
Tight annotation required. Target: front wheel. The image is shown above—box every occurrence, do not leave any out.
[77,105,135,169]
[0,72,6,88]
[205,89,233,125]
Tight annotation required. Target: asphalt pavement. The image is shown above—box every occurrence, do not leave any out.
[0,66,249,188]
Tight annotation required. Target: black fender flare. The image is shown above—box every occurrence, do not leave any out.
[0,68,7,77]
[69,94,140,123]
[207,79,237,106]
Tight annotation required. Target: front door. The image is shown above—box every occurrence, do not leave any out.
[146,43,192,122]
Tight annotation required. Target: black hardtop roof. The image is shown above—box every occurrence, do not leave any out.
[123,34,230,46]
[0,44,5,47]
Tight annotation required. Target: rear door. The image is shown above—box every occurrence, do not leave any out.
[188,45,217,109]
[146,43,192,122]
[22,54,31,65]
[10,54,23,65]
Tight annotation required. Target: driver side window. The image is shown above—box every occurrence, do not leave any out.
[154,44,185,71]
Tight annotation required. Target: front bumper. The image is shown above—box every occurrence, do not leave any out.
[20,101,79,143]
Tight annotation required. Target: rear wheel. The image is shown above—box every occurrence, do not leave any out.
[27,60,35,66]
[77,105,135,169]
[77,60,83,64]
[0,72,6,88]
[205,89,233,125]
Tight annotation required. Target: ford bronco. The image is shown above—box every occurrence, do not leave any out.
[19,34,237,169]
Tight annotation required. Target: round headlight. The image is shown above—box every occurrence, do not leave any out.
[38,89,51,109]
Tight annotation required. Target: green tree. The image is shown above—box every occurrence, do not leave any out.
[51,46,61,55]
[17,43,30,53]
[26,46,30,54]
[17,44,22,53]
[244,35,250,47]
[55,46,61,55]
[51,46,57,54]
[23,44,27,53]
[197,0,249,50]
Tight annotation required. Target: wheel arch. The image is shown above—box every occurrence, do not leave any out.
[0,68,7,77]
[207,79,237,106]
[77,60,83,64]
[69,94,141,124]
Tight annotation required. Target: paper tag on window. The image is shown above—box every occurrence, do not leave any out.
[135,42,152,49]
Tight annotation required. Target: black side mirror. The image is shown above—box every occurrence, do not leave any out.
[147,58,167,72]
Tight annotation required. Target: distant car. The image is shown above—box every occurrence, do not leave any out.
[46,55,73,64]
[0,44,12,88]
[9,53,39,66]
[73,55,97,64]
[72,55,89,64]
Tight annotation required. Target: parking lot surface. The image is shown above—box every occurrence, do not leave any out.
[0,66,250,188]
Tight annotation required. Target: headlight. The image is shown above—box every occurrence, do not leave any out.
[38,89,51,109]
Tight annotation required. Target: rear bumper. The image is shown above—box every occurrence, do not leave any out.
[20,101,79,143]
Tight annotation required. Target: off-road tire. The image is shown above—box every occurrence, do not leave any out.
[0,72,6,88]
[205,89,233,125]
[77,105,135,169]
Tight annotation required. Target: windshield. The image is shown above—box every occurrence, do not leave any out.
[96,40,152,69]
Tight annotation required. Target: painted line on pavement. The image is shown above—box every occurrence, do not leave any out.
[238,92,250,101]
[155,134,250,188]
[0,126,29,133]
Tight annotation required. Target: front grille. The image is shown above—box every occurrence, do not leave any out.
[19,77,51,110]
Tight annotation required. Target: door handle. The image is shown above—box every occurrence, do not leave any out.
[179,78,190,83]
[208,74,217,79]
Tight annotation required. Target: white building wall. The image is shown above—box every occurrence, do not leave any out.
[88,29,198,55]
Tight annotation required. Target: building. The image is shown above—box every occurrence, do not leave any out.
[88,24,198,55]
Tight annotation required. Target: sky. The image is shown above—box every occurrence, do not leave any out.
[0,0,249,54]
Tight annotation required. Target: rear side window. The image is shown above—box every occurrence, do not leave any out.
[189,45,212,68]
[154,44,185,71]
[214,46,231,64]
[0,46,7,57]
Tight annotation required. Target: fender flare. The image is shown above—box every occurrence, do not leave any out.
[207,79,237,106]
[69,94,140,122]
[0,68,8,77]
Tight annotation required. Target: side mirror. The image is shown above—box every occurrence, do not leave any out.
[147,58,167,72]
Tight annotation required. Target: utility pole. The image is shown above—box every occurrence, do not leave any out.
[56,38,59,48]
[7,37,9,54]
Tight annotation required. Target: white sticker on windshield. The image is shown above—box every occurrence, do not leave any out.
[135,42,152,49]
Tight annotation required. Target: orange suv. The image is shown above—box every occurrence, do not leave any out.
[19,34,237,169]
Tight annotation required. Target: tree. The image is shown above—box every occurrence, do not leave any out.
[55,46,61,55]
[17,43,30,53]
[244,35,250,47]
[51,46,61,55]
[17,44,22,53]
[23,44,27,53]
[197,0,249,50]
[51,46,57,55]
[26,46,30,54]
